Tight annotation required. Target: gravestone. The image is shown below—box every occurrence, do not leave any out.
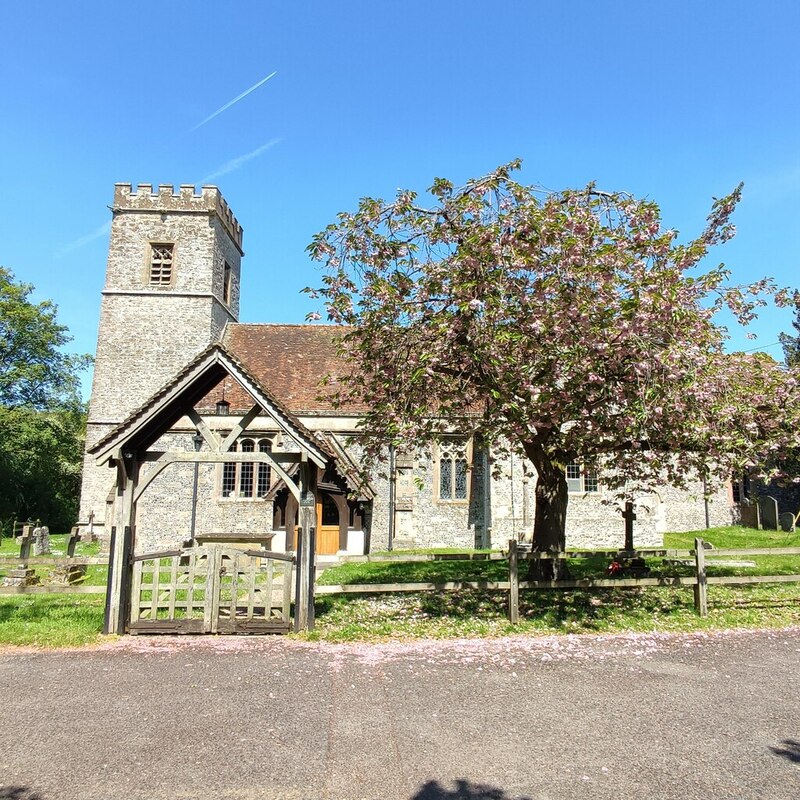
[18,525,33,560]
[779,512,796,533]
[759,495,779,531]
[739,500,760,530]
[66,527,80,557]
[33,525,50,556]
[622,501,636,552]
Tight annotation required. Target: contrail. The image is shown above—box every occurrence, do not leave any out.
[191,71,277,131]
[56,220,112,257]
[200,138,281,183]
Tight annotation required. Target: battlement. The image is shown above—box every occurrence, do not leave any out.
[113,183,243,251]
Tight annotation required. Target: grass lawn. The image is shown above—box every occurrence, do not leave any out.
[0,533,108,647]
[0,533,107,587]
[305,526,800,642]
[0,595,106,647]
[1,526,799,647]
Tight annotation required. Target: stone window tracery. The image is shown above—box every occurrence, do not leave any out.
[438,439,469,501]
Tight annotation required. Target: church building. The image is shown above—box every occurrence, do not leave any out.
[78,183,736,558]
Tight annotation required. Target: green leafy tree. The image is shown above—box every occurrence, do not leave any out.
[780,301,800,368]
[1,267,90,409]
[0,267,90,532]
[306,161,800,557]
[0,406,86,532]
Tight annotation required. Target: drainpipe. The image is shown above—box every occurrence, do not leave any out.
[388,444,396,551]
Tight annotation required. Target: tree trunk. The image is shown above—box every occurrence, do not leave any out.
[524,445,570,581]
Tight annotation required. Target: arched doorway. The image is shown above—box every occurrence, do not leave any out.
[316,492,341,555]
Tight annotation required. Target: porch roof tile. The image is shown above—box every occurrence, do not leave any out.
[218,323,367,414]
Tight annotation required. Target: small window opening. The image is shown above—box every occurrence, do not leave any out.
[223,261,232,304]
[149,244,173,285]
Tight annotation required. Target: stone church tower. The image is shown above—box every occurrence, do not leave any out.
[78,183,244,535]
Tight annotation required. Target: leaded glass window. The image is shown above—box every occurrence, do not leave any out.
[257,439,272,497]
[220,437,273,499]
[239,439,254,497]
[222,444,237,497]
[438,439,469,501]
[565,461,599,493]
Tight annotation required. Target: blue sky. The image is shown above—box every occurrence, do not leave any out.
[1,1,798,397]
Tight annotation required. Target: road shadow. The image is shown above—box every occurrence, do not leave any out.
[411,778,532,799]
[0,788,45,800]
[769,738,800,763]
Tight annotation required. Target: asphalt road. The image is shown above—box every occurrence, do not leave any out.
[0,628,799,800]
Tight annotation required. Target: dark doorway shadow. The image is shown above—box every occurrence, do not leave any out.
[411,779,532,800]
[770,738,800,763]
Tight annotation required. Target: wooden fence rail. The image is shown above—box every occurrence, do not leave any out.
[320,538,800,621]
[0,557,108,567]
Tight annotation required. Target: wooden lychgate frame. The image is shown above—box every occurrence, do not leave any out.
[90,344,329,635]
[128,544,295,634]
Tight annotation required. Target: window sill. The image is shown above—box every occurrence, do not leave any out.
[217,496,269,503]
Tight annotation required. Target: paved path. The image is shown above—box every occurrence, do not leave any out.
[1,628,799,800]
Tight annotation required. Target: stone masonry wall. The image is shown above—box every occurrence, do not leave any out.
[78,184,242,532]
[111,417,738,555]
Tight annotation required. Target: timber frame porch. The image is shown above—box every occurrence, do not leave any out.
[90,343,331,634]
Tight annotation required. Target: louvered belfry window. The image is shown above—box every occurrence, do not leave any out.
[149,244,174,285]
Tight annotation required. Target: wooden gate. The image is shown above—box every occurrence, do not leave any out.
[128,544,294,634]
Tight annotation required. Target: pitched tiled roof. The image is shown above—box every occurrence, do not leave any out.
[219,323,367,414]
[90,343,334,465]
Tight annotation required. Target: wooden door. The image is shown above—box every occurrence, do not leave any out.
[316,493,340,555]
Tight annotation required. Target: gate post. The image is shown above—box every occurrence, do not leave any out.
[105,454,138,635]
[295,461,317,631]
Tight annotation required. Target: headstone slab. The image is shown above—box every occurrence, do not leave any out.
[33,526,50,556]
[759,495,779,531]
[779,512,796,533]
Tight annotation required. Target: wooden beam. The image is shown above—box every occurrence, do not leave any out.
[105,457,137,634]
[133,451,302,503]
[508,539,519,624]
[219,404,262,453]
[186,409,222,451]
[295,461,317,631]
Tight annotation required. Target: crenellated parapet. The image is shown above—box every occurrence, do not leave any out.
[113,183,243,251]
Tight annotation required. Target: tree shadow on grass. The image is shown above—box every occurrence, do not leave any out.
[411,778,531,799]
[313,586,694,632]
[0,787,45,800]
[769,738,800,763]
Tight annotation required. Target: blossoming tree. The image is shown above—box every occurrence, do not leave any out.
[306,161,799,555]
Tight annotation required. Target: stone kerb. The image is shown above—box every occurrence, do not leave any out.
[113,183,243,251]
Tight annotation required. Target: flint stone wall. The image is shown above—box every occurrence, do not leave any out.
[79,187,242,534]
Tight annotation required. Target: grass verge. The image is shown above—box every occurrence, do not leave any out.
[0,595,106,648]
[303,526,800,642]
[304,584,800,642]
[1,526,799,647]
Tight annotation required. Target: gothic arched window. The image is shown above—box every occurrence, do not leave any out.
[437,439,469,502]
